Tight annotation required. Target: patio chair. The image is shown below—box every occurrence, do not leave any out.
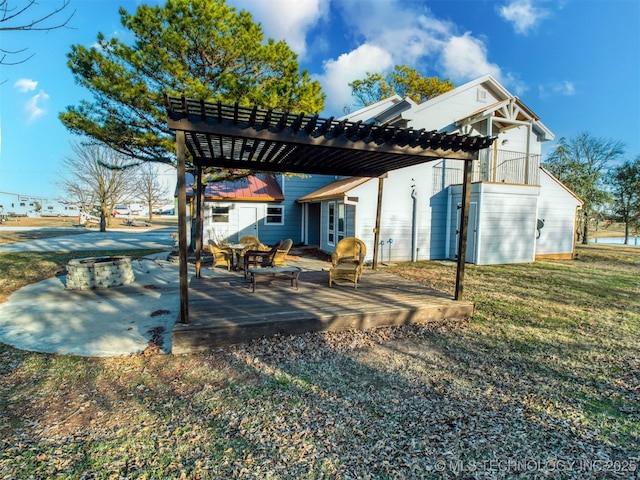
[207,240,234,271]
[329,237,366,288]
[235,235,262,269]
[238,235,261,247]
[243,240,282,277]
[272,238,293,267]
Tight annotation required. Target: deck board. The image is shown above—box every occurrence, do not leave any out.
[172,263,473,354]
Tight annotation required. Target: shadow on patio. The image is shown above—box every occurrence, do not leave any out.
[172,256,474,354]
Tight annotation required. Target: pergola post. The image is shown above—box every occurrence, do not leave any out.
[455,158,474,300]
[372,174,386,270]
[176,131,189,324]
[194,166,203,278]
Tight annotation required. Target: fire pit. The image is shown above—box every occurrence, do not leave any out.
[66,256,135,290]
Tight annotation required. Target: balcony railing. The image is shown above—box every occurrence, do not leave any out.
[432,149,540,193]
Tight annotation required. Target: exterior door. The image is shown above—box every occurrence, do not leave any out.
[454,202,478,263]
[238,207,258,240]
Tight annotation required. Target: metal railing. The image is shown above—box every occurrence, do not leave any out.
[432,149,540,193]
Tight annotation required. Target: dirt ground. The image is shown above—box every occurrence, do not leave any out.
[0,215,177,229]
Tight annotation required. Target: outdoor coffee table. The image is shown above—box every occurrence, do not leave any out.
[247,266,302,293]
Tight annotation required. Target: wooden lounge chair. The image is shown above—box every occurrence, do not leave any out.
[329,237,366,288]
[243,240,282,277]
[243,239,293,276]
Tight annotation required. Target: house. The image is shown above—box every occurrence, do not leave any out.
[187,75,581,265]
[186,172,339,247]
[297,75,582,265]
[0,191,78,217]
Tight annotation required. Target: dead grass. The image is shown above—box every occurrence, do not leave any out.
[0,244,639,478]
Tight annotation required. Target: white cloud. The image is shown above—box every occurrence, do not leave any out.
[318,0,507,112]
[498,0,550,35]
[24,91,49,122]
[440,33,502,82]
[554,80,576,96]
[235,0,529,113]
[337,1,452,65]
[538,80,576,99]
[316,44,393,115]
[230,0,327,58]
[14,78,38,93]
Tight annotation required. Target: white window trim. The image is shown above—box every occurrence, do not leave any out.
[210,204,230,223]
[328,201,336,246]
[264,205,284,225]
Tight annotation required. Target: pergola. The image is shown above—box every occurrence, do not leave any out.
[165,95,495,324]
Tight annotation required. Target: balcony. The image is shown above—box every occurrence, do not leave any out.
[432,149,540,193]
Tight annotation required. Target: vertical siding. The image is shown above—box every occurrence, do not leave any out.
[535,170,581,256]
[450,183,539,265]
[342,164,442,264]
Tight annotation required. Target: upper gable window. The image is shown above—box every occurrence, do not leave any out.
[477,88,487,103]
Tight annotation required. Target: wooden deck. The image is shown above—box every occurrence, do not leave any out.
[172,261,474,354]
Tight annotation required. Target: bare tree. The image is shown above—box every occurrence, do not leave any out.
[1,0,74,65]
[133,163,169,222]
[609,156,640,244]
[59,142,135,232]
[544,132,625,244]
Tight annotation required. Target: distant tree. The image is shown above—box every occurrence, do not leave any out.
[349,65,455,107]
[59,0,324,175]
[544,132,625,244]
[0,0,74,65]
[609,156,640,244]
[59,142,136,232]
[133,163,168,222]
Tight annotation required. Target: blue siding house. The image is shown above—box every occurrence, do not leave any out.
[185,75,582,265]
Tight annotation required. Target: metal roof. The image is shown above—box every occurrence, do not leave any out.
[297,177,370,203]
[165,96,495,177]
[184,173,284,201]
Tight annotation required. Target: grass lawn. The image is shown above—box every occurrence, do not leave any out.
[0,242,638,479]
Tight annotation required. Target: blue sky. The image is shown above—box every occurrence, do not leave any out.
[1,0,639,200]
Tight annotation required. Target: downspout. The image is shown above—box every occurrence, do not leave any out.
[176,131,189,324]
[411,182,418,262]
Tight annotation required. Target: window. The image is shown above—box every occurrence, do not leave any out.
[265,206,284,225]
[211,206,229,223]
[328,202,335,244]
[337,203,345,242]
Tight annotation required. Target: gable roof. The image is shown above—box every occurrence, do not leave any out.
[184,173,284,201]
[297,177,371,202]
[346,75,553,141]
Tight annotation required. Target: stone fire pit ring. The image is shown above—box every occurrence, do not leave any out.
[66,256,135,290]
